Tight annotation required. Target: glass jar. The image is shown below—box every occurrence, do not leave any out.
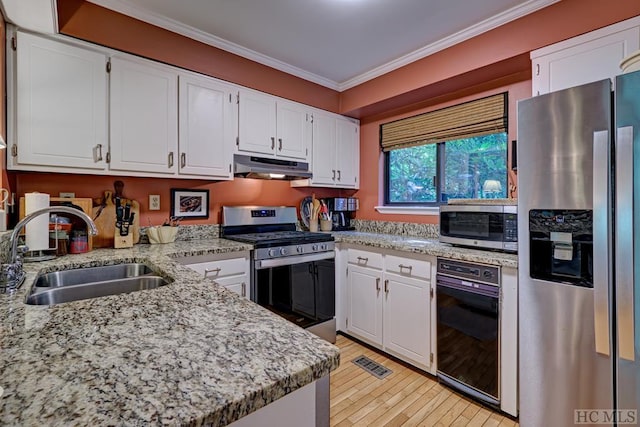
[69,230,88,254]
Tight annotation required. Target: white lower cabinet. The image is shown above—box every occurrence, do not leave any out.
[177,252,250,299]
[344,247,434,372]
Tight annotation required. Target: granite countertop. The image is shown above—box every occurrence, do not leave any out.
[0,238,340,426]
[333,231,518,268]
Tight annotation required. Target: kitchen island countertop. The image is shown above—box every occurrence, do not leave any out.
[0,238,340,426]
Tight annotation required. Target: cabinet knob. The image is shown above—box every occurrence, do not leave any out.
[180,152,186,168]
[332,170,336,180]
[398,264,413,273]
[93,144,103,162]
[376,277,381,292]
[241,282,246,297]
[168,152,174,168]
[357,256,368,263]
[271,137,275,150]
[337,170,341,181]
[384,279,389,294]
[278,138,283,151]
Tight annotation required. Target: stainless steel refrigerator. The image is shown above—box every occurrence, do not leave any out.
[518,70,640,426]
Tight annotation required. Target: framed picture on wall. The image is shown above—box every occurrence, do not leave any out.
[170,188,209,219]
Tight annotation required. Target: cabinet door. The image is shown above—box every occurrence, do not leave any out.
[335,118,359,189]
[14,32,107,170]
[216,275,250,299]
[532,25,640,95]
[276,100,311,160]
[310,112,337,186]
[347,265,383,346]
[238,89,276,155]
[109,56,178,174]
[178,74,236,178]
[383,272,430,368]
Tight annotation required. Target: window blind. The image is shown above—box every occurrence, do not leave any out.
[380,92,507,152]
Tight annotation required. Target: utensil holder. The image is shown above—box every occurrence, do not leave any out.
[320,219,332,231]
[309,219,319,232]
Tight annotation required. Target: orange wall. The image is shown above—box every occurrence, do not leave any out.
[9,0,640,227]
[16,173,351,226]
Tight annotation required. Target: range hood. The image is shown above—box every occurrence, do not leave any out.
[233,154,312,180]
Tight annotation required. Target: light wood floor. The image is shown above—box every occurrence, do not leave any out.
[330,334,518,427]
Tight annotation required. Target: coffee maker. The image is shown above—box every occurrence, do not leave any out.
[328,197,358,231]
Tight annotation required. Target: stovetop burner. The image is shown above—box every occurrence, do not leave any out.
[224,230,333,248]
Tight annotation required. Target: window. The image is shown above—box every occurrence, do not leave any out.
[382,93,508,206]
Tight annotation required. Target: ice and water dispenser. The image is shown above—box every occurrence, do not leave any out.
[529,210,593,287]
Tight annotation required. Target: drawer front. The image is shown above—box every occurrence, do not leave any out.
[348,248,383,269]
[385,254,431,280]
[187,257,248,279]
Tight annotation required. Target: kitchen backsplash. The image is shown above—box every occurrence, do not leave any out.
[350,219,439,238]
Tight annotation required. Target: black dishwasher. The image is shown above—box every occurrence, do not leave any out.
[436,258,500,408]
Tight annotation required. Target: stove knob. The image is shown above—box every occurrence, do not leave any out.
[296,245,304,254]
[311,244,318,252]
[320,243,327,251]
[279,247,288,256]
[268,249,277,257]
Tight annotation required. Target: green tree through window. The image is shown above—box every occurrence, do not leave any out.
[385,133,507,204]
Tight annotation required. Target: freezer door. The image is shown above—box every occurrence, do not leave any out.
[615,69,640,415]
[517,79,614,426]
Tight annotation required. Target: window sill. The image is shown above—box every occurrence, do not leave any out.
[374,206,439,216]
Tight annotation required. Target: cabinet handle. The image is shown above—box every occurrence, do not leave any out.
[384,279,389,294]
[337,170,341,181]
[94,144,103,162]
[278,138,283,151]
[180,152,186,168]
[168,152,174,168]
[357,256,368,263]
[241,282,246,297]
[332,169,336,180]
[398,264,413,273]
[204,267,221,277]
[271,137,275,150]
[376,277,380,291]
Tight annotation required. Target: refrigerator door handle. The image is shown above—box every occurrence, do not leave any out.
[593,130,611,357]
[616,126,636,362]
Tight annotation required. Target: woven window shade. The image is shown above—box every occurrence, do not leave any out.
[381,93,507,152]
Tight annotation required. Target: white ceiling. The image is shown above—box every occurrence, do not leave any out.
[86,0,558,91]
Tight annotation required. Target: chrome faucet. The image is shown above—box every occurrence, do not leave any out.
[0,206,98,293]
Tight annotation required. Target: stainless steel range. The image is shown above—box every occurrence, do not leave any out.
[221,206,336,343]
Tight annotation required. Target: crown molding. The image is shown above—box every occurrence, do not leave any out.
[87,0,559,92]
[337,0,560,90]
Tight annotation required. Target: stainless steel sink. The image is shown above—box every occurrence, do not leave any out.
[26,263,171,306]
[33,263,154,287]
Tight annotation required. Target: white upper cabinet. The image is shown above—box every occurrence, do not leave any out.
[178,73,236,179]
[294,111,359,189]
[10,31,108,170]
[276,99,312,160]
[532,16,640,95]
[238,89,311,161]
[109,55,178,174]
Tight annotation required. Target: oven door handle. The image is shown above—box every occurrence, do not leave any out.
[255,251,335,269]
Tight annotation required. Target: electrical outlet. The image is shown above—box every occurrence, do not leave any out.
[149,195,160,211]
[59,192,75,198]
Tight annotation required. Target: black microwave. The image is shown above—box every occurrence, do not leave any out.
[439,204,517,252]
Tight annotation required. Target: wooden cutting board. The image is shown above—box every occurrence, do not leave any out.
[91,190,140,248]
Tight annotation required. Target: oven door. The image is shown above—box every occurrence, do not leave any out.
[436,274,500,405]
[252,252,335,329]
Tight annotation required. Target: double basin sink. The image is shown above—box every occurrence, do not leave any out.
[26,263,171,306]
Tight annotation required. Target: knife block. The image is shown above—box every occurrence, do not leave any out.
[113,231,133,249]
